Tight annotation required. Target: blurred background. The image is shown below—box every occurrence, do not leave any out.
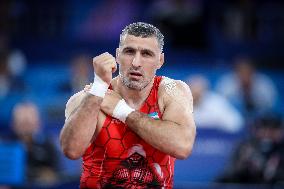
[0,0,284,188]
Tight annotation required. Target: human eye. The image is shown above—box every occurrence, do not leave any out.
[141,50,153,57]
[123,48,135,55]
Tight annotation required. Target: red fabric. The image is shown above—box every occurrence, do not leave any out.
[80,76,175,189]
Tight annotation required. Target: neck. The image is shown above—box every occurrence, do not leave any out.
[112,77,155,109]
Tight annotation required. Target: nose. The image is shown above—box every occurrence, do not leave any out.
[131,53,141,68]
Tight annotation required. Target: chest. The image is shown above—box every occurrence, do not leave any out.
[94,90,165,135]
[92,109,163,160]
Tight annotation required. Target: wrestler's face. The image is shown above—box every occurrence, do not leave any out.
[116,34,164,90]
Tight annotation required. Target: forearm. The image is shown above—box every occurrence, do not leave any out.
[60,94,102,159]
[126,111,196,159]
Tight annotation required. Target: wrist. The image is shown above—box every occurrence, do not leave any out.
[88,74,109,98]
[112,99,135,123]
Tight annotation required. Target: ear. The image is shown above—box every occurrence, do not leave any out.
[157,53,164,69]
[116,48,120,64]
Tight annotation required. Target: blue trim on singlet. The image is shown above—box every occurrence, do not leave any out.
[148,112,160,120]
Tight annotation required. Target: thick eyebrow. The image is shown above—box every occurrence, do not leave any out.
[122,46,135,52]
[121,46,156,57]
[141,49,155,56]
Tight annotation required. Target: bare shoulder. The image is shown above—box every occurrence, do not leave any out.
[158,76,193,113]
[159,76,192,98]
[65,90,88,120]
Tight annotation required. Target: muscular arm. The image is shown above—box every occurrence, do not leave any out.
[59,91,102,159]
[126,79,196,159]
[60,52,116,160]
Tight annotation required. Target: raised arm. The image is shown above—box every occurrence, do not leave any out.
[59,52,117,159]
[59,91,102,159]
[101,78,196,159]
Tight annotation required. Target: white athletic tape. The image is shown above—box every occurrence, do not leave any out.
[88,74,109,98]
[112,99,135,123]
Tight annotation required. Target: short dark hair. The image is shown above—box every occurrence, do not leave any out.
[119,22,164,51]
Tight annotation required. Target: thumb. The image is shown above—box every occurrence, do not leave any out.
[112,61,117,73]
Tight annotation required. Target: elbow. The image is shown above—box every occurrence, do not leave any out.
[60,128,83,160]
[61,145,82,160]
[60,135,82,160]
[175,142,194,160]
[64,150,82,160]
[174,128,196,160]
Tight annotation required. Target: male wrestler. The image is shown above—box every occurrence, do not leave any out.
[60,22,196,189]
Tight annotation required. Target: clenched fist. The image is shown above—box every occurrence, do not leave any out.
[93,52,117,85]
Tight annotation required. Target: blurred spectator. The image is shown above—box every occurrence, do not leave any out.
[8,102,59,187]
[218,113,284,185]
[60,54,92,94]
[0,33,27,99]
[69,54,92,93]
[216,56,278,118]
[148,0,208,49]
[187,74,244,133]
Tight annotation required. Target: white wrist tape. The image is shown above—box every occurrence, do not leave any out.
[112,99,135,123]
[88,74,109,98]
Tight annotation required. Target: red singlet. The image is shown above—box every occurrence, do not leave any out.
[80,76,175,189]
